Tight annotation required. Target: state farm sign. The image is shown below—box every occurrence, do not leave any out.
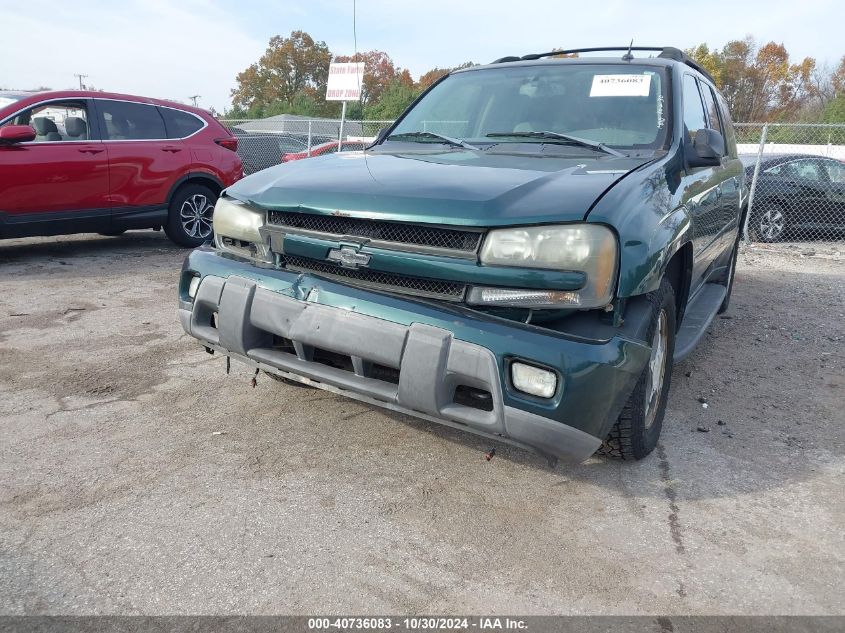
[326,62,365,101]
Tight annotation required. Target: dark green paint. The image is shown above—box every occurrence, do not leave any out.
[188,57,746,438]
[228,150,648,227]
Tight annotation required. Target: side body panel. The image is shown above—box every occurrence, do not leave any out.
[92,99,188,222]
[588,65,743,304]
[0,97,111,236]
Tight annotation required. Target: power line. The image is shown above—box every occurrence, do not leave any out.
[189,95,201,106]
[74,73,88,90]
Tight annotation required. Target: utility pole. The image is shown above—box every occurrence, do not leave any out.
[74,73,88,90]
[189,95,200,107]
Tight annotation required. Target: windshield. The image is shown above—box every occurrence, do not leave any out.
[390,63,670,151]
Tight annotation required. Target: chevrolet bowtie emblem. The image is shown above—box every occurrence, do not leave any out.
[327,246,371,269]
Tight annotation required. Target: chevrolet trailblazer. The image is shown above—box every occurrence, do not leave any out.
[177,47,744,463]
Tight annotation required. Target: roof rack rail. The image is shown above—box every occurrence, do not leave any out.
[491,46,716,85]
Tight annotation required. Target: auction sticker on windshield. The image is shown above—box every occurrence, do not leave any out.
[590,74,651,97]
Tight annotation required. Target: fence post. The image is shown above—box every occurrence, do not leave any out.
[743,123,768,244]
[307,121,312,157]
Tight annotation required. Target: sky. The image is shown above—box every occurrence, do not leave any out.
[1,0,843,113]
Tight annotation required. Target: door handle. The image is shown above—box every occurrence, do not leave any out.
[78,147,104,154]
[162,146,182,153]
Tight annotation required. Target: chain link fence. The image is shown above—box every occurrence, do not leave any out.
[736,123,845,257]
[220,117,391,175]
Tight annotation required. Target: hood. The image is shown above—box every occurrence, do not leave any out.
[227,148,653,227]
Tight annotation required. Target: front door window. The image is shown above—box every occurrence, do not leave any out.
[1,100,90,142]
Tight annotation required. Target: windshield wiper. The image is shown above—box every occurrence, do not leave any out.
[486,131,625,157]
[386,131,479,150]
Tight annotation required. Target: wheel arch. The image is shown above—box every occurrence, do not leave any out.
[662,241,693,328]
[166,172,225,205]
[619,204,692,299]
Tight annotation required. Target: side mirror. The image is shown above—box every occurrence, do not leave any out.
[375,126,390,144]
[687,128,725,168]
[0,125,36,144]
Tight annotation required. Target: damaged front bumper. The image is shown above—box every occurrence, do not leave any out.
[178,248,652,463]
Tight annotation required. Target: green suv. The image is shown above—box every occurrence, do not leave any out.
[178,47,744,463]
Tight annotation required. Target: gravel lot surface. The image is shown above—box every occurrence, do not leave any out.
[0,232,843,615]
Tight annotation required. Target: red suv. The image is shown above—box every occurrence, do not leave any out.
[0,90,242,247]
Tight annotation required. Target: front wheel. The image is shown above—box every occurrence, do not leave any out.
[164,184,217,248]
[598,278,676,460]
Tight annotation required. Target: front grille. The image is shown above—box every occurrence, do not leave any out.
[268,211,482,253]
[283,255,467,301]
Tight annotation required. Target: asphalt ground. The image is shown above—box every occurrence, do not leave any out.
[0,233,843,614]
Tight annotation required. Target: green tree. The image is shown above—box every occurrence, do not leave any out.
[821,94,845,122]
[686,43,722,85]
[367,79,418,120]
[833,55,845,95]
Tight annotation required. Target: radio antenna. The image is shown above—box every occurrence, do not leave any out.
[622,39,635,61]
[353,0,362,119]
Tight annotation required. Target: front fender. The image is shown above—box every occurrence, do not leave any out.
[587,154,692,299]
[624,206,691,297]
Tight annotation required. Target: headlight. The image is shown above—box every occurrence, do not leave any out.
[212,196,264,243]
[474,224,617,308]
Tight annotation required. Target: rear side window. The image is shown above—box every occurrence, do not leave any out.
[824,160,845,183]
[700,85,723,136]
[160,107,204,138]
[682,75,707,143]
[715,92,738,157]
[97,100,166,140]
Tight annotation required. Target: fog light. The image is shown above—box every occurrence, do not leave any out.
[511,362,557,398]
[188,275,201,299]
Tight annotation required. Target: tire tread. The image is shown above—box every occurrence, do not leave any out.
[597,279,676,461]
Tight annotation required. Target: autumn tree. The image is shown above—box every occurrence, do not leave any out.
[231,31,331,117]
[687,37,822,121]
[417,62,476,91]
